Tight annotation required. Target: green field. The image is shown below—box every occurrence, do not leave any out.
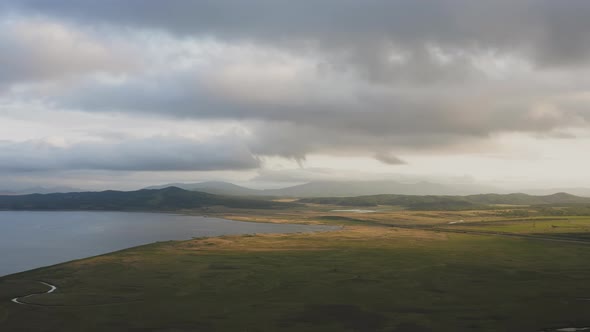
[2,209,590,331]
[442,216,590,239]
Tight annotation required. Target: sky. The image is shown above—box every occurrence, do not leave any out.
[1,0,590,191]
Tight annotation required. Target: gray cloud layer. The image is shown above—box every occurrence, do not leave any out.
[0,136,259,172]
[0,18,132,88]
[2,1,590,171]
[6,0,590,69]
[46,64,588,159]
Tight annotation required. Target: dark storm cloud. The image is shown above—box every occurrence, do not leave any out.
[374,152,406,165]
[5,0,590,69]
[0,137,259,172]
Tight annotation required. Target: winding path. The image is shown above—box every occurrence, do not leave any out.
[11,281,57,305]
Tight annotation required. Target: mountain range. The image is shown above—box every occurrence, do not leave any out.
[0,187,294,211]
[0,186,83,195]
[3,181,590,198]
[2,187,589,212]
[144,180,502,197]
[301,192,590,210]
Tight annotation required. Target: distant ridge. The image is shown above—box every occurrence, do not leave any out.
[299,192,590,210]
[0,187,294,211]
[145,181,260,196]
[2,186,588,212]
[522,188,590,198]
[144,180,500,197]
[0,186,83,195]
[464,192,590,205]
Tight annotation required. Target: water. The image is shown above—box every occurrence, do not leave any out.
[0,211,336,277]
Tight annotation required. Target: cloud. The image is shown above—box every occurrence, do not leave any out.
[252,168,398,183]
[6,0,590,70]
[0,136,259,172]
[1,0,590,189]
[374,152,406,165]
[37,60,589,159]
[0,17,133,87]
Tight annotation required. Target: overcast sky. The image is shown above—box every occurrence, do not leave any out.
[1,0,590,191]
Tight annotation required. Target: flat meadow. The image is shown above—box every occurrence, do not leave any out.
[2,207,590,331]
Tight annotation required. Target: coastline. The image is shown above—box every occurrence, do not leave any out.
[0,210,339,279]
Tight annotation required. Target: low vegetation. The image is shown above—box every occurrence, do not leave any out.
[2,206,590,331]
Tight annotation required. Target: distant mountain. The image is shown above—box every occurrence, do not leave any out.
[264,181,499,197]
[522,188,590,198]
[300,192,590,210]
[3,186,587,212]
[0,187,295,211]
[145,180,500,197]
[464,192,590,205]
[145,181,260,196]
[0,186,83,195]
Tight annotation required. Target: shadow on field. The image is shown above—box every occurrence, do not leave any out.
[281,304,386,331]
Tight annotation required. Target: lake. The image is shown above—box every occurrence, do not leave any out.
[0,211,336,277]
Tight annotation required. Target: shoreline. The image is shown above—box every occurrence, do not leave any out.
[0,210,339,279]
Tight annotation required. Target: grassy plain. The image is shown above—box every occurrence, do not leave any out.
[2,206,590,331]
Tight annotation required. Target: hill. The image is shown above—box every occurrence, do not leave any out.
[0,186,83,195]
[266,180,498,197]
[0,187,294,211]
[144,181,261,196]
[523,187,590,197]
[299,192,590,210]
[145,180,499,197]
[464,192,590,205]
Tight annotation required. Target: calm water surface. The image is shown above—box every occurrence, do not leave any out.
[0,211,335,276]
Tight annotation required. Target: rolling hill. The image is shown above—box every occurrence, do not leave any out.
[145,181,261,196]
[0,187,295,211]
[299,192,590,210]
[0,186,83,195]
[145,180,499,197]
